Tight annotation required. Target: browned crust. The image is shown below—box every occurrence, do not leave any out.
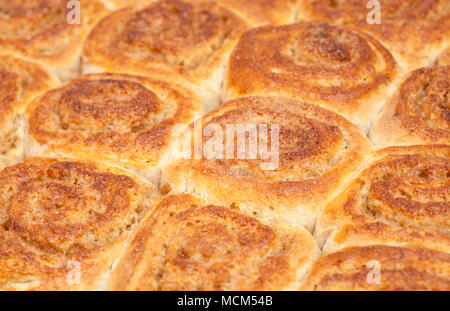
[0,157,159,290]
[82,0,248,84]
[26,73,202,171]
[224,22,400,132]
[0,0,108,67]
[297,0,450,70]
[107,194,319,291]
[0,54,58,165]
[163,96,372,230]
[316,145,450,253]
[300,245,450,291]
[370,66,450,148]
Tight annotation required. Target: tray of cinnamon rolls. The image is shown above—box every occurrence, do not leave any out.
[0,0,448,291]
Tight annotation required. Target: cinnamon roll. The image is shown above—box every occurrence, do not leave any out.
[215,0,301,26]
[437,49,450,66]
[107,194,319,291]
[0,0,109,81]
[0,157,159,290]
[0,54,58,167]
[315,145,449,254]
[297,0,450,71]
[224,22,401,133]
[300,245,450,291]
[82,0,249,111]
[25,73,202,185]
[370,66,450,148]
[162,96,372,231]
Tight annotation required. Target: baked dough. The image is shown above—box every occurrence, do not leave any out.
[215,0,301,26]
[162,96,372,231]
[300,245,450,291]
[0,0,109,81]
[25,73,202,185]
[370,66,449,148]
[224,22,401,133]
[107,193,319,290]
[437,48,450,66]
[315,145,449,254]
[0,54,58,167]
[297,0,450,71]
[0,157,159,290]
[82,0,249,111]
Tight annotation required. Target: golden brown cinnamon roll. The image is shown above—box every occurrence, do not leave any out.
[0,0,109,81]
[82,0,249,111]
[315,145,449,253]
[215,0,301,26]
[162,96,372,231]
[370,66,449,148]
[300,245,450,291]
[0,54,58,167]
[24,73,202,185]
[297,0,450,71]
[437,49,450,66]
[224,22,401,133]
[107,194,319,291]
[0,157,159,290]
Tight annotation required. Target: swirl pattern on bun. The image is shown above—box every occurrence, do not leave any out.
[82,0,249,110]
[300,245,450,291]
[224,22,400,132]
[0,0,108,80]
[370,66,450,148]
[107,194,319,291]
[297,0,450,70]
[0,54,58,167]
[101,0,155,9]
[315,145,449,253]
[0,157,159,290]
[162,96,372,231]
[25,73,202,185]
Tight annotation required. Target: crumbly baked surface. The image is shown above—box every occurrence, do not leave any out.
[0,0,448,291]
[300,245,450,291]
[0,157,159,290]
[162,96,372,232]
[224,21,402,133]
[107,193,319,290]
[370,67,450,148]
[25,72,202,185]
[0,0,109,80]
[315,145,449,253]
[297,0,450,71]
[0,54,58,167]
